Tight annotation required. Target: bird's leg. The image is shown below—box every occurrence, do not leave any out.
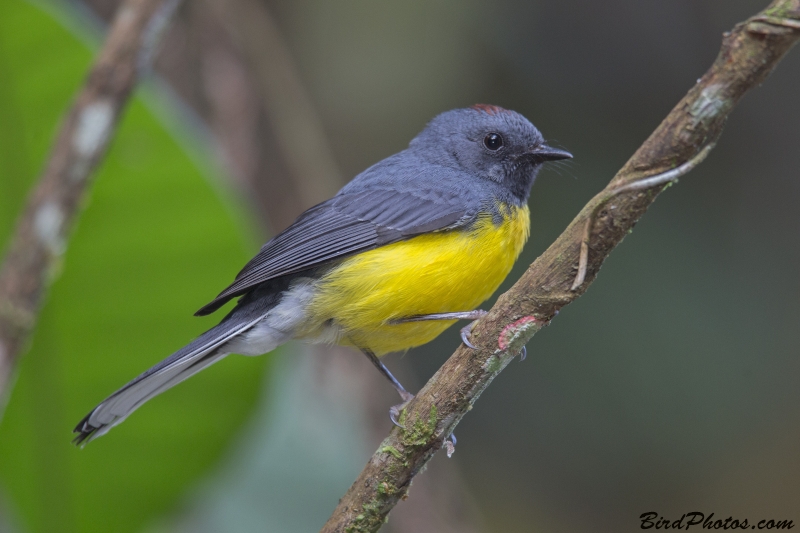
[360,348,414,427]
[394,311,525,361]
[393,310,488,323]
[384,309,490,450]
[392,310,488,349]
[359,348,457,450]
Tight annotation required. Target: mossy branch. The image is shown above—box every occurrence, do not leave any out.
[320,2,800,532]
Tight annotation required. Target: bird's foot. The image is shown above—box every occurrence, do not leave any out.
[444,432,457,458]
[460,318,484,349]
[390,397,457,457]
[391,310,487,350]
[389,391,415,427]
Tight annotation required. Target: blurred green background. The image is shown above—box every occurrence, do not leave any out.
[0,0,798,532]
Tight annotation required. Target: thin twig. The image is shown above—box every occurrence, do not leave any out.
[570,143,716,290]
[752,15,800,29]
[0,0,180,403]
[320,1,800,531]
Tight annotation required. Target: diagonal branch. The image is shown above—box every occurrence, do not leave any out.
[320,1,800,531]
[0,0,180,402]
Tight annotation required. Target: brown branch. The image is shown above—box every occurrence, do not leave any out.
[0,0,180,400]
[570,142,716,290]
[320,1,800,532]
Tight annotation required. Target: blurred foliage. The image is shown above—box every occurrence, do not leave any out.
[0,2,267,532]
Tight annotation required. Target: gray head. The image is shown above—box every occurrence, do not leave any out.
[409,105,572,203]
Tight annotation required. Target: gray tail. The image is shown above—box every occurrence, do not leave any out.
[73,316,262,446]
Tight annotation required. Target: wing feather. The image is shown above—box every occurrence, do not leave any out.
[195,186,476,316]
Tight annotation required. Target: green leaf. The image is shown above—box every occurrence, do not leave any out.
[0,2,268,532]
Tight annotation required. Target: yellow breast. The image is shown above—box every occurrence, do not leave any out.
[302,203,530,355]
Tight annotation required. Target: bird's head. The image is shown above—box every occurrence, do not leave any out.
[410,105,572,202]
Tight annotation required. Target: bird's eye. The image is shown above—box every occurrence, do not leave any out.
[483,133,504,151]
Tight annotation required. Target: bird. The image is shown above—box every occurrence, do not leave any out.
[73,104,572,445]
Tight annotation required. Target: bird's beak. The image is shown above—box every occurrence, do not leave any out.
[529,144,573,162]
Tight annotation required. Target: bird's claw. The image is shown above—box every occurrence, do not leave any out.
[460,320,479,349]
[444,433,457,458]
[391,402,457,457]
[389,396,413,428]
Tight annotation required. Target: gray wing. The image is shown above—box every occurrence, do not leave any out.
[195,187,478,316]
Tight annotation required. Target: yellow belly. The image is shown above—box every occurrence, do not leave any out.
[302,204,530,355]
